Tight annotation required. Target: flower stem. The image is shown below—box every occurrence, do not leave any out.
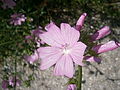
[77,66,82,90]
[14,58,17,90]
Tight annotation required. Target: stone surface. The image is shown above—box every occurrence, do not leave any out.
[83,47,120,90]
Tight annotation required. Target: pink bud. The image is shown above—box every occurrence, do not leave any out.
[92,41,120,54]
[84,56,101,63]
[75,13,87,31]
[91,26,111,41]
[25,35,33,40]
[67,84,76,90]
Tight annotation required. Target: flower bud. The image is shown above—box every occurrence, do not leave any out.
[91,26,111,41]
[92,41,120,54]
[67,84,76,90]
[75,13,87,31]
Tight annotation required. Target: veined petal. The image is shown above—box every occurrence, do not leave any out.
[92,41,120,53]
[54,55,66,76]
[70,42,87,66]
[75,13,87,31]
[91,26,111,41]
[40,23,64,47]
[40,47,62,70]
[64,55,74,78]
[60,23,80,46]
[54,55,74,78]
[38,47,60,59]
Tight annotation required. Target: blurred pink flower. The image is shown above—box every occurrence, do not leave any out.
[31,26,44,37]
[2,80,8,90]
[24,50,39,64]
[31,27,45,46]
[39,23,87,78]
[9,77,21,87]
[25,27,45,47]
[1,0,16,9]
[92,41,120,54]
[10,13,26,25]
[2,77,20,90]
[25,35,33,40]
[67,84,76,90]
[75,13,87,31]
[91,26,111,41]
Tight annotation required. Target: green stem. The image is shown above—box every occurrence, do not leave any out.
[14,58,17,90]
[77,66,82,90]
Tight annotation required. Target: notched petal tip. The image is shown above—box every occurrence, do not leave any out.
[45,22,55,31]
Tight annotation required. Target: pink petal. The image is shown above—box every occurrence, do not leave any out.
[39,47,62,70]
[45,22,55,31]
[60,23,80,46]
[84,56,101,62]
[54,55,66,76]
[91,26,111,41]
[64,55,74,78]
[70,42,87,66]
[75,13,87,31]
[54,55,74,78]
[40,23,64,47]
[92,41,120,54]
[38,47,60,59]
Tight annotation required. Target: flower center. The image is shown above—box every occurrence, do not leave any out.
[63,49,71,54]
[61,44,71,54]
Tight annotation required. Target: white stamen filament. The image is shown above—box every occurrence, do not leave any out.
[63,49,71,54]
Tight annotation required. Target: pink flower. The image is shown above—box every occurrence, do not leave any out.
[2,80,8,90]
[9,77,21,87]
[92,41,120,54]
[10,13,26,25]
[91,26,111,41]
[24,50,39,64]
[39,23,87,78]
[31,26,44,38]
[25,27,45,46]
[31,27,45,46]
[67,84,76,90]
[75,13,87,31]
[1,0,16,9]
[84,56,101,63]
